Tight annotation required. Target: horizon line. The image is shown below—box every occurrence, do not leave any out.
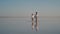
[0,16,60,18]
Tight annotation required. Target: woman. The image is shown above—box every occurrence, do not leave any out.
[32,13,34,31]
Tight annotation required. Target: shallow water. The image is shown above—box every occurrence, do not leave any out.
[0,17,60,34]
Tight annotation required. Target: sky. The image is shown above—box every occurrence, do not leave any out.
[0,0,60,17]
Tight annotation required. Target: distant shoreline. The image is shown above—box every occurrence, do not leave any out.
[0,16,60,18]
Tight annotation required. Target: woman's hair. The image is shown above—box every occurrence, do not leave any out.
[32,13,33,15]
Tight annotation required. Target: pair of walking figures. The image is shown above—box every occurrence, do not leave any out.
[32,12,39,31]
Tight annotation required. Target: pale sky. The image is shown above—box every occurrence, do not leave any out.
[0,0,60,16]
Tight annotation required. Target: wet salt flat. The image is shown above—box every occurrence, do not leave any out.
[0,17,60,34]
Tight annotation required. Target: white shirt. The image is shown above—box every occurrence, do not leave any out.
[32,15,34,18]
